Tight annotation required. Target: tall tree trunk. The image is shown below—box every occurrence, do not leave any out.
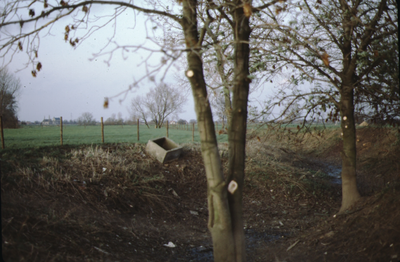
[181,1,237,261]
[338,1,361,213]
[339,86,361,213]
[226,2,252,261]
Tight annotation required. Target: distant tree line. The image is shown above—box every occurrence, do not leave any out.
[104,113,124,125]
[0,67,20,128]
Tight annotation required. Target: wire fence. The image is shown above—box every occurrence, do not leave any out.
[0,117,228,149]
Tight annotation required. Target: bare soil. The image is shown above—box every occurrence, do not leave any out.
[1,127,400,261]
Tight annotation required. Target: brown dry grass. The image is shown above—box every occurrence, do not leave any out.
[2,144,172,214]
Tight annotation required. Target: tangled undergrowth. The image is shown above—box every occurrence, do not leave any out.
[2,144,174,215]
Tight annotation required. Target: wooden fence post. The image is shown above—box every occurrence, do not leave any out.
[166,120,169,138]
[0,116,4,149]
[101,117,104,143]
[137,118,139,141]
[60,116,63,145]
[192,122,194,142]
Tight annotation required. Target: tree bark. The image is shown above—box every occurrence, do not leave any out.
[338,1,361,213]
[181,1,236,261]
[339,86,361,213]
[226,2,252,260]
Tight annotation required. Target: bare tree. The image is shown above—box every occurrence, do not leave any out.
[105,113,117,125]
[0,67,20,128]
[131,82,187,128]
[0,1,280,261]
[117,112,124,125]
[258,0,397,213]
[77,112,95,127]
[130,96,150,128]
[126,111,140,125]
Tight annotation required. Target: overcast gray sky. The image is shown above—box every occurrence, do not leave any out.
[2,3,273,123]
[1,5,193,122]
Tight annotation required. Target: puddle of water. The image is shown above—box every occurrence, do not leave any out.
[326,165,342,184]
[245,229,284,248]
[188,229,285,261]
[189,245,213,262]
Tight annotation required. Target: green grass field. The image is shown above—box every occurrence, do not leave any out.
[2,124,228,149]
[1,122,345,150]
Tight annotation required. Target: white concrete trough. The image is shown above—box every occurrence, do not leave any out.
[145,137,183,164]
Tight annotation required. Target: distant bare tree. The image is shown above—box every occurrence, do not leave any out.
[77,112,95,127]
[0,67,20,128]
[105,113,117,125]
[126,111,140,125]
[130,96,150,128]
[131,83,187,128]
[210,94,228,128]
[117,112,124,125]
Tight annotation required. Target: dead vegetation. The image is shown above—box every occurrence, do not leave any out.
[2,144,173,214]
[1,127,399,261]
